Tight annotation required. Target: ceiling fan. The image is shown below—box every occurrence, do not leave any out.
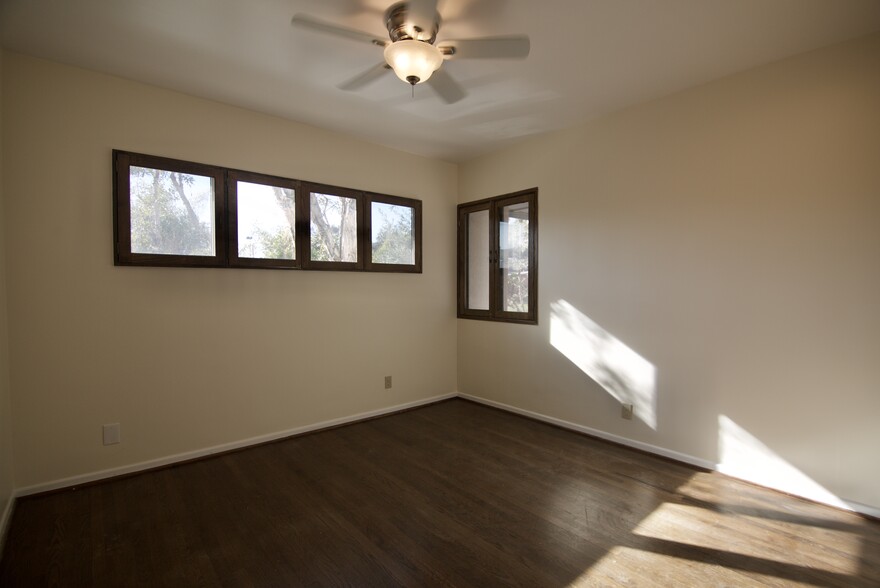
[291,0,530,104]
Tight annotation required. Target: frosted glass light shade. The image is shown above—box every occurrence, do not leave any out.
[383,40,443,85]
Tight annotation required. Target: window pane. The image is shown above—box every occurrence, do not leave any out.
[467,209,490,310]
[310,192,358,262]
[371,202,414,265]
[500,202,529,312]
[236,181,295,260]
[129,166,215,256]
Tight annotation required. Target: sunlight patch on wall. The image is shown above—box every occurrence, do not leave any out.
[550,300,657,429]
[718,415,849,509]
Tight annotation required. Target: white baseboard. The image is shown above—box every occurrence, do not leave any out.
[15,393,456,498]
[843,499,880,520]
[11,391,880,522]
[458,393,715,470]
[458,392,880,520]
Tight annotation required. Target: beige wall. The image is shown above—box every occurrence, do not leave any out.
[2,33,878,512]
[2,53,458,489]
[0,50,15,529]
[459,33,880,510]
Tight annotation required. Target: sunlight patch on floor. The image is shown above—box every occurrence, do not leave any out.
[631,501,861,576]
[675,472,867,532]
[568,544,751,587]
[550,300,657,429]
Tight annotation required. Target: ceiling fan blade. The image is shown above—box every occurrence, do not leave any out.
[291,14,388,47]
[427,68,466,104]
[439,35,530,59]
[407,0,440,37]
[338,62,392,91]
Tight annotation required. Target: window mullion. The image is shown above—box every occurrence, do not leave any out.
[357,191,366,270]
[489,201,500,319]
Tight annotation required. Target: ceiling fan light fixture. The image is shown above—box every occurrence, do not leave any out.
[383,39,443,85]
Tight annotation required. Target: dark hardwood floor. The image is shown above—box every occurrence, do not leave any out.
[2,399,879,587]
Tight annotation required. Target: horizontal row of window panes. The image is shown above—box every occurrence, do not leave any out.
[115,151,422,272]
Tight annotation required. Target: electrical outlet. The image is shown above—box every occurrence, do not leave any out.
[103,423,121,445]
[621,404,634,420]
[384,375,392,389]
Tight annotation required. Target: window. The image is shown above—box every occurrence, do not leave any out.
[228,170,299,269]
[114,152,226,267]
[365,193,422,273]
[113,151,422,273]
[303,183,364,270]
[458,189,537,324]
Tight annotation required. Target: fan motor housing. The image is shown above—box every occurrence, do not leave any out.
[385,2,440,44]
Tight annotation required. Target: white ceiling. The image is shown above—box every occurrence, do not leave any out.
[2,0,880,162]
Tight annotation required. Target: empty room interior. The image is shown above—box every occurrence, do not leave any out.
[1,0,879,585]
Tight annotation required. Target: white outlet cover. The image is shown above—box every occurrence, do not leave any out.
[103,423,121,445]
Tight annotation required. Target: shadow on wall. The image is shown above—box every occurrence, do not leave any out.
[549,299,657,429]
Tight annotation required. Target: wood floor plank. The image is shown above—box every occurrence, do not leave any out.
[311,424,561,586]
[1,399,878,587]
[368,404,759,587]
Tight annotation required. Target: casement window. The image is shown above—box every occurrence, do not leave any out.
[365,193,422,272]
[229,170,299,269]
[113,150,421,273]
[303,183,364,270]
[114,152,227,267]
[457,189,538,324]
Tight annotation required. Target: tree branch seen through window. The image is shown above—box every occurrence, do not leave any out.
[114,151,421,273]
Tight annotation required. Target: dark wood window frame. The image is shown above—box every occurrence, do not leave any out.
[228,169,301,270]
[457,188,538,324]
[113,150,422,273]
[114,151,228,268]
[301,182,365,271]
[365,192,423,273]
